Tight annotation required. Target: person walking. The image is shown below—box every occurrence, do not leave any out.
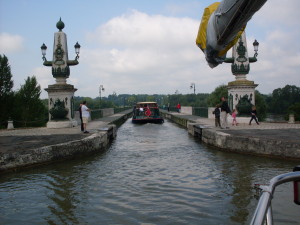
[220,96,231,129]
[176,103,181,113]
[212,104,221,127]
[81,101,91,133]
[249,106,259,125]
[231,109,238,126]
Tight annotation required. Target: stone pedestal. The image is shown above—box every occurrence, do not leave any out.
[7,120,14,129]
[45,84,78,128]
[228,79,258,111]
[288,114,295,124]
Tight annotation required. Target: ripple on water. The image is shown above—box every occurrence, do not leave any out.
[0,120,299,224]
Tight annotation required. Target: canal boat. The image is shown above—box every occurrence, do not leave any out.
[132,102,164,124]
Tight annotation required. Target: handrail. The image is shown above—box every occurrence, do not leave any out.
[250,170,300,225]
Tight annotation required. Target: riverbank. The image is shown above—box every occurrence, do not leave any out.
[161,110,300,160]
[0,109,132,173]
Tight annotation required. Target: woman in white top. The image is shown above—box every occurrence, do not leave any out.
[81,101,90,133]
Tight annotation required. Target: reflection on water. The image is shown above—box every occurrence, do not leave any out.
[0,120,299,224]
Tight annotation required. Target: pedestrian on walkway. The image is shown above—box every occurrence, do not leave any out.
[81,101,91,133]
[78,103,84,132]
[232,109,238,126]
[220,96,231,129]
[249,105,259,125]
[212,104,221,127]
[176,103,181,113]
[167,103,170,112]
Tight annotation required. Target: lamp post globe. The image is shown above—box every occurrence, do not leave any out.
[74,42,81,59]
[253,39,259,56]
[41,43,47,60]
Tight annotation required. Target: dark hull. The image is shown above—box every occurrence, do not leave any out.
[132,118,164,124]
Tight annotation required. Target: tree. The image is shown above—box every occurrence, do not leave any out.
[0,55,14,128]
[269,85,300,114]
[207,85,228,107]
[13,76,47,127]
[255,90,267,121]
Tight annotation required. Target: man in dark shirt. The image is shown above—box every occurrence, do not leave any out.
[220,97,231,129]
[78,103,84,132]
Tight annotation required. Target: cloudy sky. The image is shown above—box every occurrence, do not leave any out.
[1,0,300,99]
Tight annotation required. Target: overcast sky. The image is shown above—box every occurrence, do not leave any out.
[1,0,300,99]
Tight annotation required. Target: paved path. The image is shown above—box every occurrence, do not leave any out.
[0,110,132,154]
[168,111,300,145]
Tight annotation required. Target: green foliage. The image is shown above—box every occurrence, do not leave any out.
[49,99,68,120]
[13,76,47,127]
[269,85,300,114]
[207,85,228,107]
[0,55,13,96]
[0,54,14,128]
[255,90,267,121]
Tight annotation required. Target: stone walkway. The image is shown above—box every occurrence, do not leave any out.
[173,113,300,130]
[168,112,300,147]
[0,110,132,154]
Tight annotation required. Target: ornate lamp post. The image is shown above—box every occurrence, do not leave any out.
[41,18,81,128]
[190,83,196,94]
[99,85,105,109]
[224,31,259,120]
[253,39,259,58]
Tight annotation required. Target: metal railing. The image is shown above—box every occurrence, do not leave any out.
[250,167,300,225]
[193,107,208,118]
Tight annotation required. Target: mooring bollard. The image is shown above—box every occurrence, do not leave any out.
[7,120,14,129]
[288,114,295,124]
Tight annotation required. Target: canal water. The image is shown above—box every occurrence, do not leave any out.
[0,120,299,225]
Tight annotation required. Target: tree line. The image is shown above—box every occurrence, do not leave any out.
[75,84,300,122]
[1,54,299,128]
[0,55,48,128]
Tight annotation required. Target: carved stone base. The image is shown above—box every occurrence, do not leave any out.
[45,83,77,126]
[47,120,78,129]
[228,79,258,111]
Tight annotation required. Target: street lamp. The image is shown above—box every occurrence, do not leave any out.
[253,39,259,58]
[40,18,81,78]
[74,42,81,60]
[40,42,80,63]
[99,85,105,108]
[41,43,47,61]
[190,83,195,94]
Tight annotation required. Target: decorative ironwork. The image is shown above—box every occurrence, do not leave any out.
[49,99,68,120]
[71,96,75,118]
[231,63,250,75]
[54,35,65,66]
[236,94,253,116]
[52,66,70,78]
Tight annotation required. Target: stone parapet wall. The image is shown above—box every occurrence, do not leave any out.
[163,111,300,160]
[0,125,116,172]
[201,128,300,159]
[102,108,114,117]
[181,106,193,115]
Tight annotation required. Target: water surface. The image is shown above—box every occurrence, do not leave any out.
[0,120,299,224]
